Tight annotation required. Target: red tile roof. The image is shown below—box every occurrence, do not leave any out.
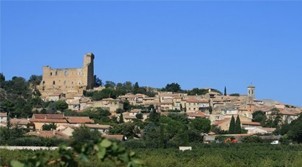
[33,114,64,119]
[10,118,30,125]
[241,121,261,126]
[0,112,7,117]
[66,116,94,124]
[187,112,206,118]
[30,119,67,123]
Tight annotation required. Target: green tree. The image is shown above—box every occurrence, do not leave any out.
[42,123,57,131]
[28,75,42,86]
[133,82,140,94]
[104,81,116,89]
[94,75,103,87]
[0,73,5,88]
[119,113,124,123]
[283,115,302,143]
[136,113,143,119]
[189,117,211,133]
[235,115,242,134]
[71,126,100,145]
[123,100,131,111]
[252,110,267,124]
[148,111,160,124]
[143,122,163,148]
[224,86,227,96]
[55,100,68,111]
[92,88,117,101]
[187,88,208,95]
[163,83,181,92]
[228,115,236,134]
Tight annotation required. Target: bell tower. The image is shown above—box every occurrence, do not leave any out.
[247,85,255,99]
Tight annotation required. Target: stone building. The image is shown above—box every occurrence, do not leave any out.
[38,53,95,100]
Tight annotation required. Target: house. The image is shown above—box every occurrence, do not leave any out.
[66,116,94,124]
[159,101,174,111]
[0,112,7,123]
[213,115,253,131]
[93,98,123,113]
[118,93,148,105]
[122,112,137,122]
[244,127,276,134]
[84,124,111,134]
[184,97,210,113]
[187,112,207,119]
[10,118,31,129]
[204,135,216,143]
[30,114,67,130]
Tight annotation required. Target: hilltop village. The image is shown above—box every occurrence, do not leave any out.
[1,53,301,143]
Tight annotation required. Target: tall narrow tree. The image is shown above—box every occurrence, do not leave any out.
[229,115,236,134]
[119,113,124,123]
[235,115,242,134]
[224,86,227,96]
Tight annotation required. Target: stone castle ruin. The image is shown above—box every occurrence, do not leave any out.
[38,53,94,100]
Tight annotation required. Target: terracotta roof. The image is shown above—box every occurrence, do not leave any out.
[185,98,208,103]
[213,118,230,126]
[0,112,7,117]
[30,119,67,123]
[66,116,94,124]
[187,112,206,118]
[130,109,141,113]
[161,101,173,104]
[85,124,111,129]
[10,118,30,125]
[241,121,261,126]
[33,114,64,119]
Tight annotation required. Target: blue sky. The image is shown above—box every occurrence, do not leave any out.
[1,1,301,106]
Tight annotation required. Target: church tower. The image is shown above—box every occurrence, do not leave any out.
[247,85,255,99]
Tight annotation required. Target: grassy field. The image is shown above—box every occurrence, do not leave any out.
[1,144,302,167]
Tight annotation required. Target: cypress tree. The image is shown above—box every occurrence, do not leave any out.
[235,115,242,134]
[224,86,227,96]
[229,115,236,134]
[119,113,124,123]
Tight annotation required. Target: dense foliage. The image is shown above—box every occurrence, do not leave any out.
[2,144,302,167]
[85,81,156,100]
[64,108,112,123]
[0,127,66,146]
[279,114,302,143]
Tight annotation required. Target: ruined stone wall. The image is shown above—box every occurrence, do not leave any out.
[38,53,94,99]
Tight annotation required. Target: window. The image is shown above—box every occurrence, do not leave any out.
[50,72,52,76]
[64,71,68,76]
[55,71,58,75]
[53,81,55,85]
[42,81,45,85]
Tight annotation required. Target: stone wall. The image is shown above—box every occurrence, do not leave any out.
[38,53,95,100]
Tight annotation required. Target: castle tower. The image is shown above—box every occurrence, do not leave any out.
[247,85,255,99]
[83,53,95,89]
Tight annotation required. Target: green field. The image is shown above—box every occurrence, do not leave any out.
[1,144,302,167]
